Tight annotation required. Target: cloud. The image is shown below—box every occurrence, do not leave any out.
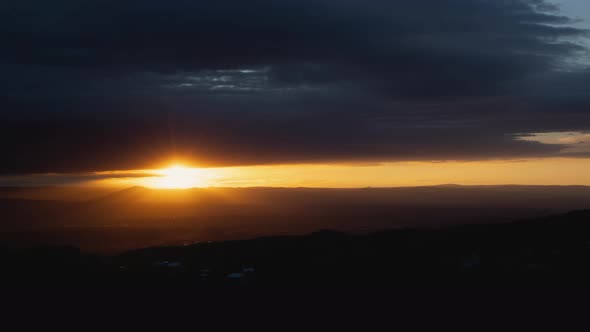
[0,172,155,186]
[518,131,590,155]
[0,0,589,173]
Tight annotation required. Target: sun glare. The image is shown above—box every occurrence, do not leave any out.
[147,165,211,189]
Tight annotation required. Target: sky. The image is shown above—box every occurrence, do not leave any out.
[557,0,590,27]
[1,0,590,187]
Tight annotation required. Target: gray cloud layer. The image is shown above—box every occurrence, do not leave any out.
[1,0,589,173]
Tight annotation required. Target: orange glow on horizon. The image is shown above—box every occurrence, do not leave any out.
[84,157,590,189]
[143,164,215,189]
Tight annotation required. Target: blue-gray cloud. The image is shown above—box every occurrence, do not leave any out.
[0,0,589,173]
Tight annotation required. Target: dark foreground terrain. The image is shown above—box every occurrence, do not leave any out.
[2,210,590,287]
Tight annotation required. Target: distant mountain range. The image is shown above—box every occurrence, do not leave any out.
[3,209,590,286]
[2,185,590,252]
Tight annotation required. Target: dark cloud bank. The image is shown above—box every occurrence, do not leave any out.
[1,0,589,173]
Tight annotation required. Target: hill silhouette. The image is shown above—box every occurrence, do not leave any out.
[2,209,590,286]
[2,185,590,252]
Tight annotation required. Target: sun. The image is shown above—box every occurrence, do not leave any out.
[148,165,211,189]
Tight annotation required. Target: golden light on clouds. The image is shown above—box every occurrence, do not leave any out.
[88,157,590,189]
[142,164,219,189]
[518,131,590,154]
[7,158,590,189]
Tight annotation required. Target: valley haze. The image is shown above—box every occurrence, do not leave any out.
[2,185,590,253]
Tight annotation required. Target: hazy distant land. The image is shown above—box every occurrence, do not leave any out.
[2,185,590,252]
